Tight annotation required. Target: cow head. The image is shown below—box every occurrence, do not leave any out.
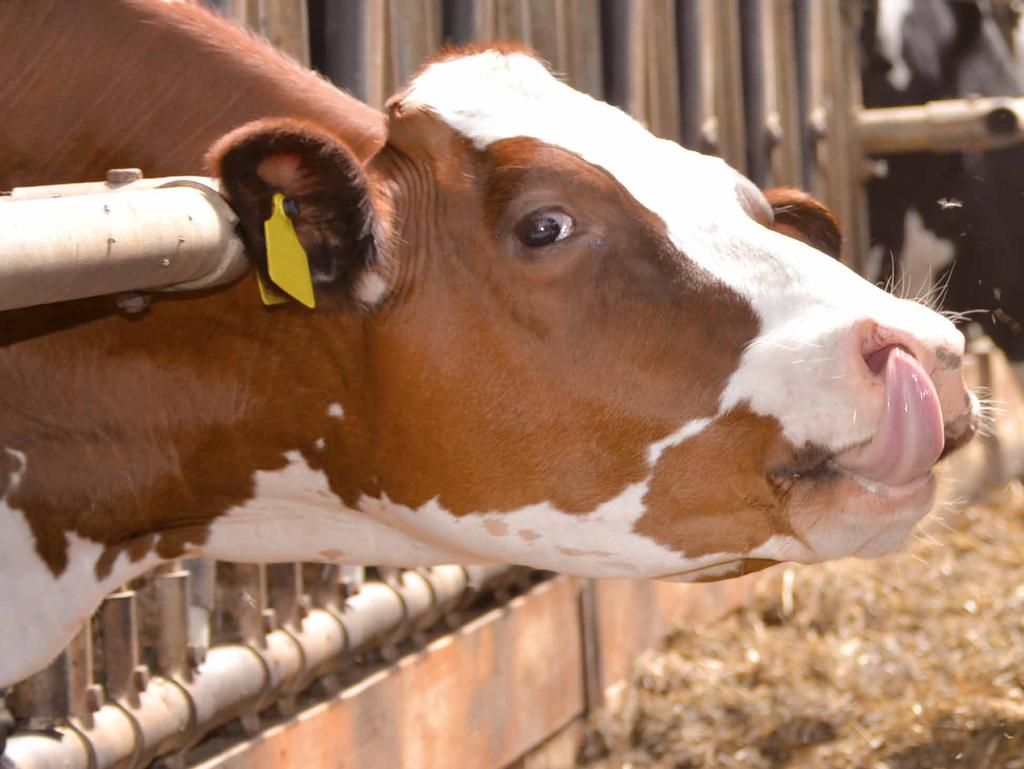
[210,47,978,581]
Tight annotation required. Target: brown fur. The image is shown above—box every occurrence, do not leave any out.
[637,406,799,557]
[0,0,384,189]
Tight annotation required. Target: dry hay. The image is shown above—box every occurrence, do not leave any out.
[578,484,1024,769]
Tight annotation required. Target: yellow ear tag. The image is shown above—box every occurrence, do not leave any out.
[256,272,290,305]
[261,192,315,308]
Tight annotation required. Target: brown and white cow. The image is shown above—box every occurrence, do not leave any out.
[1,34,977,685]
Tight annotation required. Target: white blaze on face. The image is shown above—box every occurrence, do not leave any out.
[403,50,963,454]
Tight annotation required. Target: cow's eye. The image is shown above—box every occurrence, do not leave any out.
[515,209,574,247]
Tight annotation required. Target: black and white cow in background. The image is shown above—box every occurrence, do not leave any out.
[861,0,1024,376]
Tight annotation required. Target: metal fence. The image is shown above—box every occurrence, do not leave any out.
[206,0,872,269]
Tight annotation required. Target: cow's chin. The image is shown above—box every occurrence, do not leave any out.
[787,463,937,561]
[656,465,936,584]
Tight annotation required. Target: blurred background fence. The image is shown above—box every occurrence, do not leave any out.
[206,0,865,267]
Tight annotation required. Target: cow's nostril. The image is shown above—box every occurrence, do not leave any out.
[934,345,963,371]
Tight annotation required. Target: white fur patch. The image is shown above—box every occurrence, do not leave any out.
[404,50,965,453]
[647,418,711,466]
[327,402,344,419]
[207,451,470,565]
[1,448,160,686]
[355,271,389,306]
[877,0,914,90]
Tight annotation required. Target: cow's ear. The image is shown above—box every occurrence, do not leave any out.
[208,118,391,308]
[763,186,842,260]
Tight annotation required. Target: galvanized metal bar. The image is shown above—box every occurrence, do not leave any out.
[5,567,518,768]
[213,563,268,649]
[311,0,387,108]
[7,627,91,726]
[495,0,531,40]
[260,0,311,66]
[814,0,866,272]
[600,0,642,116]
[154,570,192,682]
[578,579,604,714]
[739,0,768,185]
[709,0,746,171]
[644,0,681,141]
[388,0,442,92]
[766,0,802,186]
[563,0,603,98]
[676,0,706,150]
[528,0,568,74]
[442,0,483,43]
[792,0,816,190]
[857,97,1024,154]
[266,563,304,633]
[0,176,246,312]
[97,591,142,708]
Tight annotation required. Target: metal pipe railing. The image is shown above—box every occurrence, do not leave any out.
[858,96,1024,155]
[3,563,525,769]
[0,172,248,311]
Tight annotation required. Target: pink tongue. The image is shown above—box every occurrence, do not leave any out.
[835,347,945,487]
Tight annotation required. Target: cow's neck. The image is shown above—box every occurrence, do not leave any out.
[0,283,457,685]
[0,277,385,579]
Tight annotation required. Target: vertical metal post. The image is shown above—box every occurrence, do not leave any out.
[707,0,747,170]
[310,0,387,107]
[306,563,343,610]
[261,0,312,66]
[389,0,442,92]
[528,0,568,75]
[676,0,706,150]
[563,0,604,98]
[214,563,268,649]
[793,0,817,191]
[266,563,304,633]
[154,570,192,681]
[765,0,802,186]
[600,0,642,116]
[823,0,867,272]
[740,0,767,185]
[99,591,142,709]
[578,579,604,714]
[442,0,483,43]
[7,626,92,725]
[644,0,681,141]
